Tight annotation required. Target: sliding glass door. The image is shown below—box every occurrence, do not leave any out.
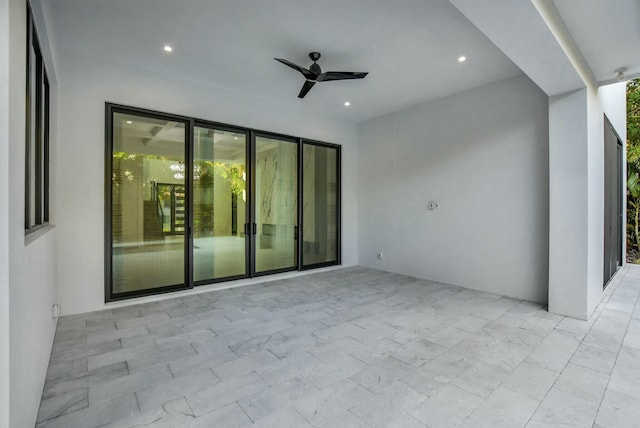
[108,109,189,298]
[301,142,340,268]
[193,125,248,283]
[254,135,298,274]
[107,104,340,301]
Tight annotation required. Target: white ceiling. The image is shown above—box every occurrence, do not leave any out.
[43,0,640,123]
[554,0,640,84]
[44,0,523,123]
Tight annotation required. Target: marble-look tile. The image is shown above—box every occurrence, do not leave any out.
[115,312,171,330]
[319,411,371,428]
[110,397,196,428]
[390,338,447,367]
[255,351,323,386]
[307,354,367,389]
[399,363,450,397]
[582,318,628,351]
[186,372,268,417]
[350,356,416,393]
[293,379,374,426]
[36,393,139,428]
[616,344,640,369]
[87,343,157,371]
[525,330,580,372]
[252,408,313,428]
[45,358,87,381]
[126,344,198,372]
[89,365,172,405]
[607,364,640,397]
[465,386,539,428]
[42,361,129,400]
[552,363,609,404]
[387,414,427,428]
[350,380,425,428]
[623,319,640,349]
[527,388,599,428]
[37,389,88,424]
[50,339,122,363]
[189,402,253,428]
[237,378,319,422]
[410,383,482,428]
[212,349,279,381]
[36,265,640,428]
[501,361,558,401]
[594,388,640,428]
[418,351,474,380]
[453,361,511,398]
[570,343,618,374]
[136,368,219,412]
[167,346,238,378]
[86,325,148,346]
[554,316,592,339]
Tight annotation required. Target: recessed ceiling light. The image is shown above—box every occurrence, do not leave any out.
[344,101,351,107]
[163,45,173,53]
[126,120,132,124]
[458,56,466,62]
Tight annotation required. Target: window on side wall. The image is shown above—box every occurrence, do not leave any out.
[25,5,50,234]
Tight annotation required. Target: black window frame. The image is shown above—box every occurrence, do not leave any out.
[25,4,50,234]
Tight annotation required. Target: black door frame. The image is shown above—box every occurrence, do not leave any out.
[105,103,341,302]
[603,114,624,289]
[300,139,342,270]
[251,131,301,277]
[191,120,252,286]
[105,103,193,301]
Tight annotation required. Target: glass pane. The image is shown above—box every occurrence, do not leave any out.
[111,112,186,294]
[193,126,247,281]
[255,136,298,272]
[41,73,48,221]
[28,43,37,227]
[302,144,338,266]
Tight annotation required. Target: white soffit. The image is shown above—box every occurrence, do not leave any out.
[43,0,523,123]
[448,0,585,96]
[553,0,640,85]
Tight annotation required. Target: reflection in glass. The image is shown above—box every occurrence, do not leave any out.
[302,144,339,266]
[193,127,247,281]
[29,43,37,227]
[255,136,298,272]
[111,113,186,294]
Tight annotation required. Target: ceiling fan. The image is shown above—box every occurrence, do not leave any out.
[274,52,368,99]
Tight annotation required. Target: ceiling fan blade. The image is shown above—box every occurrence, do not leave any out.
[298,80,316,98]
[274,58,315,79]
[316,71,368,82]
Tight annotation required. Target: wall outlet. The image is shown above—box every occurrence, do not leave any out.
[427,201,439,210]
[377,252,384,260]
[52,304,61,320]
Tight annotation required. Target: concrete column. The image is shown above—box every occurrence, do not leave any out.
[548,89,590,319]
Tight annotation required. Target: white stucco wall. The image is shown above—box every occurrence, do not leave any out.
[357,75,550,303]
[548,88,590,318]
[55,49,359,315]
[548,82,627,320]
[0,0,11,426]
[6,0,59,427]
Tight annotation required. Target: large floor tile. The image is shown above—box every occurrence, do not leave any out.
[37,266,640,428]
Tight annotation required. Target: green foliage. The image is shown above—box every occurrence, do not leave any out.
[195,161,245,196]
[627,79,640,262]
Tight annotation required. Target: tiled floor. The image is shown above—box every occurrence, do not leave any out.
[38,265,640,427]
